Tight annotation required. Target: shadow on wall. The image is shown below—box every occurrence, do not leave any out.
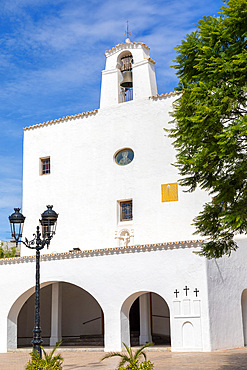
[17,282,104,348]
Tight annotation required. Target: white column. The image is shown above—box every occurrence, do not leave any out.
[139,294,152,345]
[121,306,130,349]
[100,68,122,108]
[6,316,16,350]
[1,315,8,353]
[132,60,157,100]
[104,308,122,352]
[50,283,62,346]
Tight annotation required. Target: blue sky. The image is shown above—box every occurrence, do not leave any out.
[0,0,224,241]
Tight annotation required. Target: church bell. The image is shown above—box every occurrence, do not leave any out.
[120,70,133,88]
[120,54,133,89]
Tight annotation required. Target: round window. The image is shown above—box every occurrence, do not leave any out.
[115,148,134,166]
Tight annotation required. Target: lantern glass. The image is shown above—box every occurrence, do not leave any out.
[40,205,58,239]
[8,208,25,243]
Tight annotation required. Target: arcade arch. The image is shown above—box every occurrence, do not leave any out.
[8,282,104,349]
[121,291,170,348]
[241,289,247,346]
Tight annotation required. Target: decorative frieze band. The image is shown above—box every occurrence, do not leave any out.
[105,41,150,57]
[149,91,182,99]
[24,109,98,131]
[0,240,203,265]
[23,91,182,132]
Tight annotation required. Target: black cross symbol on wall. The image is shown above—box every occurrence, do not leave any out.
[194,288,199,297]
[183,285,189,296]
[174,289,179,298]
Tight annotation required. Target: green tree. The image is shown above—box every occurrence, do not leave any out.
[0,242,16,258]
[101,342,154,370]
[170,0,247,258]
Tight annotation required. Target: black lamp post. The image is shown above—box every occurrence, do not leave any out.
[9,205,58,357]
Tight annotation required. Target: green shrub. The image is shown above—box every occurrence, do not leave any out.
[102,342,154,369]
[25,341,63,369]
[118,360,154,370]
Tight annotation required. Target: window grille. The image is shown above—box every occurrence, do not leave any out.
[120,200,133,221]
[41,158,50,175]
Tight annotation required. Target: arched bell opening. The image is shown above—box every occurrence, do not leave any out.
[121,292,171,348]
[118,51,133,103]
[17,282,104,348]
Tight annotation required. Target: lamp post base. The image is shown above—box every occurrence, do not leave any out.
[32,326,43,357]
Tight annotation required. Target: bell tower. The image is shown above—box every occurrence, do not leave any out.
[100,39,157,109]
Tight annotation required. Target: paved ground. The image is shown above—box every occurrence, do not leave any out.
[1,347,247,369]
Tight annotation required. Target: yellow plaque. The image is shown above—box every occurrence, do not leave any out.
[161,183,178,202]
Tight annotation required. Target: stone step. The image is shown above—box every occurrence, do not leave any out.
[61,335,104,347]
[152,334,171,345]
[130,332,171,346]
[60,333,170,347]
[130,331,139,346]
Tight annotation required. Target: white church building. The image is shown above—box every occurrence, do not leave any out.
[1,38,247,354]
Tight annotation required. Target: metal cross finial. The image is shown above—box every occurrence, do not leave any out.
[194,288,199,297]
[183,285,189,296]
[174,289,179,298]
[124,20,132,39]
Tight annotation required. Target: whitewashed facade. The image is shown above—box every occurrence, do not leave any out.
[0,39,247,353]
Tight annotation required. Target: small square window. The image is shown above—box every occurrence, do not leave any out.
[40,157,50,175]
[120,200,133,221]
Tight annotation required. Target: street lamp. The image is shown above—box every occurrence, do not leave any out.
[9,205,58,357]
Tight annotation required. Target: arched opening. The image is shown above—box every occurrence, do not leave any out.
[18,284,52,347]
[241,289,247,346]
[182,321,195,348]
[129,296,140,346]
[118,51,133,103]
[16,282,104,348]
[121,292,170,348]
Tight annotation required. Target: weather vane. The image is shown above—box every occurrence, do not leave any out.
[124,21,132,39]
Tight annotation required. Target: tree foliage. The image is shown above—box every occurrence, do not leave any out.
[170,0,247,258]
[0,242,16,258]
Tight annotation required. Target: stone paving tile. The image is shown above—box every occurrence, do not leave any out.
[1,348,247,370]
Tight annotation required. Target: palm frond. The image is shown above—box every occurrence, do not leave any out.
[117,355,131,369]
[101,352,126,361]
[50,354,64,365]
[40,346,46,355]
[134,342,154,361]
[41,346,49,362]
[41,340,63,365]
[101,342,153,369]
[123,342,133,362]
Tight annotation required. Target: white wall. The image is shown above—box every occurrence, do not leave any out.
[22,96,209,257]
[0,243,211,353]
[3,238,247,353]
[206,237,247,350]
